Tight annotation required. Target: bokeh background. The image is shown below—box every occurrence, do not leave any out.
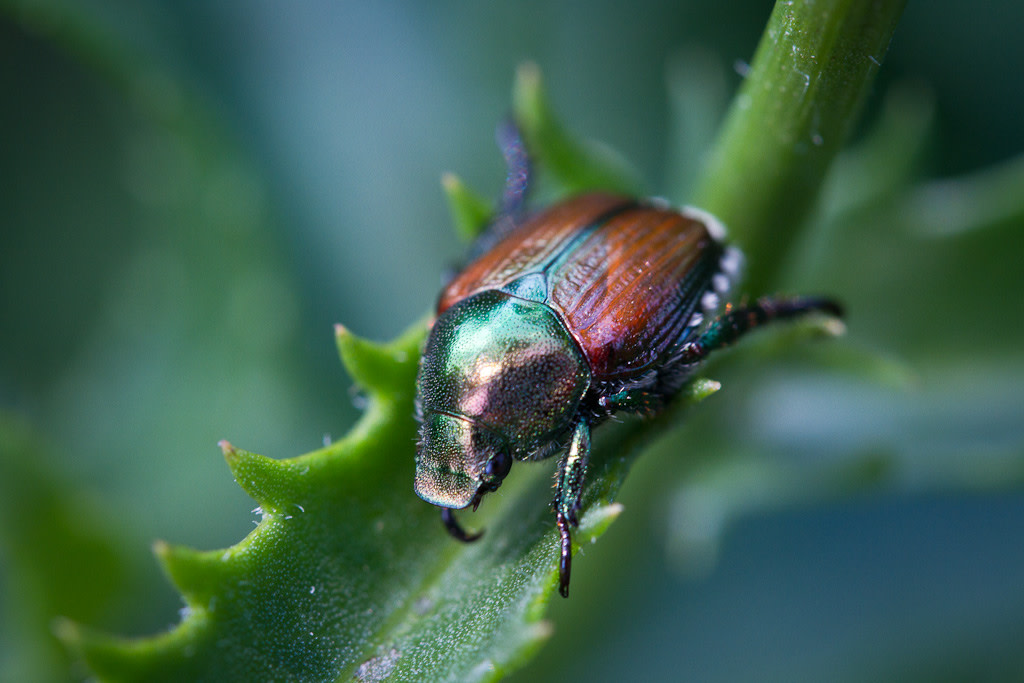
[3,1,1024,681]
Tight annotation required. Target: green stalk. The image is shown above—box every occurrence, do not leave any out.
[692,0,907,292]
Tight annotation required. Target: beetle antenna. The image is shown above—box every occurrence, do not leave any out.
[441,507,483,543]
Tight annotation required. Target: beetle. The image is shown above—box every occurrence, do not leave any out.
[413,123,842,597]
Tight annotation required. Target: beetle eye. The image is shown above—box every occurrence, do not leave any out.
[483,450,512,485]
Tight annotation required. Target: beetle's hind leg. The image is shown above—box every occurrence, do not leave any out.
[553,419,592,598]
[677,295,843,366]
[596,296,843,415]
[496,118,531,222]
[464,121,533,263]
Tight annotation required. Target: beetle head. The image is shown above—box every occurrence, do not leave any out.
[415,411,512,509]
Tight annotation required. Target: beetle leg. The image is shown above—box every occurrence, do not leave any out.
[496,118,531,222]
[677,296,843,365]
[598,297,842,417]
[556,419,591,527]
[441,507,483,543]
[596,387,664,416]
[554,419,591,598]
[465,121,533,264]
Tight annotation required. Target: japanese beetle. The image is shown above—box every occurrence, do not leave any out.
[414,123,842,597]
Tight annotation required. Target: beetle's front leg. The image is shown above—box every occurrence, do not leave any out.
[441,507,482,543]
[554,419,591,598]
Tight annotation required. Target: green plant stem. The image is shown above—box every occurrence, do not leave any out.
[692,0,907,293]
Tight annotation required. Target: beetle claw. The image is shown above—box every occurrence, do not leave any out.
[441,507,483,543]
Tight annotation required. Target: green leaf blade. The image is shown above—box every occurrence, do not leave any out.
[59,320,628,682]
[513,62,644,197]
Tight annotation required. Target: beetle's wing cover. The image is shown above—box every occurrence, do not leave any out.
[438,193,724,382]
[438,194,631,313]
[547,204,723,381]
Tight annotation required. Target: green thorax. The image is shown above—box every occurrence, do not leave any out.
[418,288,590,457]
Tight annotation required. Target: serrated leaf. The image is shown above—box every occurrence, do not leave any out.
[442,172,494,242]
[60,319,720,681]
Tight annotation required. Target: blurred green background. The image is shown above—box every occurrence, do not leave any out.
[2,1,1024,681]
